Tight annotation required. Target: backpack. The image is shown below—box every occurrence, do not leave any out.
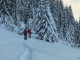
[27,29,31,34]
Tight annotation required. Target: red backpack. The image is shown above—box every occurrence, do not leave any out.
[27,29,31,34]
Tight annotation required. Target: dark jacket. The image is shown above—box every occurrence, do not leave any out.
[23,29,27,36]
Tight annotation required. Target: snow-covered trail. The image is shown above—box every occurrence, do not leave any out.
[17,40,32,60]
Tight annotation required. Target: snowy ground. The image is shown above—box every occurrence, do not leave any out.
[0,27,80,60]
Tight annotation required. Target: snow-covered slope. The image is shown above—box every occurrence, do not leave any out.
[26,39,80,60]
[0,28,32,60]
[0,28,80,60]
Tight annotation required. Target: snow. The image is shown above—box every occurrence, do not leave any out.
[0,28,80,60]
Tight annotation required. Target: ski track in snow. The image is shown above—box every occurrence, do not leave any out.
[16,40,33,60]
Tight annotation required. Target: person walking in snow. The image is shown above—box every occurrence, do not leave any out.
[23,29,27,40]
[25,22,32,38]
[27,29,31,38]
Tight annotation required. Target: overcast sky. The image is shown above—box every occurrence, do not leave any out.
[63,0,80,21]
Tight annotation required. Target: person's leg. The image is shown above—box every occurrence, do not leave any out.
[26,34,27,40]
[24,35,27,40]
[29,33,31,38]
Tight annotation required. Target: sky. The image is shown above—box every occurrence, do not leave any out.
[63,0,80,21]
